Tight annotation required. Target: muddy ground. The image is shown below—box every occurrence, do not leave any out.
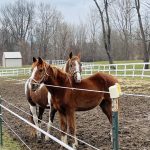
[0,77,150,150]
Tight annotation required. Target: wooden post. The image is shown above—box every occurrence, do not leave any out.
[0,96,3,146]
[112,98,119,150]
[109,83,121,150]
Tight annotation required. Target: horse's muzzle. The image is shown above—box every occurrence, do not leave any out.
[74,72,81,83]
[31,83,40,91]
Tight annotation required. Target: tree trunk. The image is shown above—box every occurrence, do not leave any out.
[135,0,149,69]
[93,0,114,65]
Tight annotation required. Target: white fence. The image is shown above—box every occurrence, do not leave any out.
[82,62,150,78]
[0,62,150,78]
[51,60,66,65]
[0,68,31,76]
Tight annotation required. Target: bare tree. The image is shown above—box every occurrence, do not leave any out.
[112,0,135,60]
[0,0,34,42]
[75,23,88,56]
[35,3,62,59]
[135,0,149,68]
[56,22,73,59]
[88,8,100,61]
[0,0,34,63]
[93,0,114,65]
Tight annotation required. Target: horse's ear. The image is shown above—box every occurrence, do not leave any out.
[69,52,73,59]
[33,57,36,62]
[38,57,43,64]
[77,52,81,59]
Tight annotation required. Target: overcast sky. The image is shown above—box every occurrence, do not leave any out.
[0,0,94,25]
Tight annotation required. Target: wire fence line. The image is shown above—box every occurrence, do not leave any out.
[2,118,32,150]
[1,87,150,150]
[0,103,75,150]
[1,76,150,149]
[2,76,150,99]
[1,98,100,150]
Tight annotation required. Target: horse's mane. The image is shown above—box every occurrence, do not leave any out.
[49,64,70,80]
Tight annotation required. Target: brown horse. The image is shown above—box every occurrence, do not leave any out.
[25,52,82,141]
[30,57,119,149]
[62,52,82,83]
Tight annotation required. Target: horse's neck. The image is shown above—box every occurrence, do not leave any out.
[47,67,72,87]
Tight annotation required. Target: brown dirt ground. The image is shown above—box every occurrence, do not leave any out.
[0,77,150,150]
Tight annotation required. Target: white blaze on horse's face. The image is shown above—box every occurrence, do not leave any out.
[30,66,37,80]
[74,61,81,83]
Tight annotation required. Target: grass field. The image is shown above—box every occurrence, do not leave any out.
[1,129,22,150]
[94,59,144,64]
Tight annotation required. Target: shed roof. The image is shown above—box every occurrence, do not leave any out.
[3,52,22,59]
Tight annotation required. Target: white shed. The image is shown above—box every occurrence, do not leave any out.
[2,52,22,67]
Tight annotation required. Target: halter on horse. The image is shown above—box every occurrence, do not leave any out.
[30,57,119,149]
[25,52,82,142]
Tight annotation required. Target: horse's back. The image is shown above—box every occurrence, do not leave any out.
[72,72,118,93]
[97,72,118,85]
[82,72,118,87]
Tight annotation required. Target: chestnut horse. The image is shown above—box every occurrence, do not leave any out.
[25,52,82,141]
[30,57,119,149]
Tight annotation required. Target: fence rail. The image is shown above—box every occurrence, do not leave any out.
[0,68,31,76]
[82,62,150,78]
[0,62,150,78]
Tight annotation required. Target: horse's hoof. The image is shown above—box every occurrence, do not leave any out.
[72,144,78,150]
[45,136,50,141]
[37,137,42,143]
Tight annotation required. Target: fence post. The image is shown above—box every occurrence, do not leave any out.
[109,83,121,150]
[0,96,2,146]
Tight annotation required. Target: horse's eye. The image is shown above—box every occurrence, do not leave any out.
[70,64,72,67]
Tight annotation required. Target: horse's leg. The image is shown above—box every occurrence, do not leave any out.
[29,104,42,142]
[59,112,68,146]
[100,99,112,124]
[38,106,45,128]
[29,110,34,124]
[67,111,78,149]
[29,110,37,137]
[45,106,57,141]
[50,106,57,123]
[100,99,112,140]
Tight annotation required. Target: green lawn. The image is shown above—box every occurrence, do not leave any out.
[1,129,22,150]
[93,60,144,64]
